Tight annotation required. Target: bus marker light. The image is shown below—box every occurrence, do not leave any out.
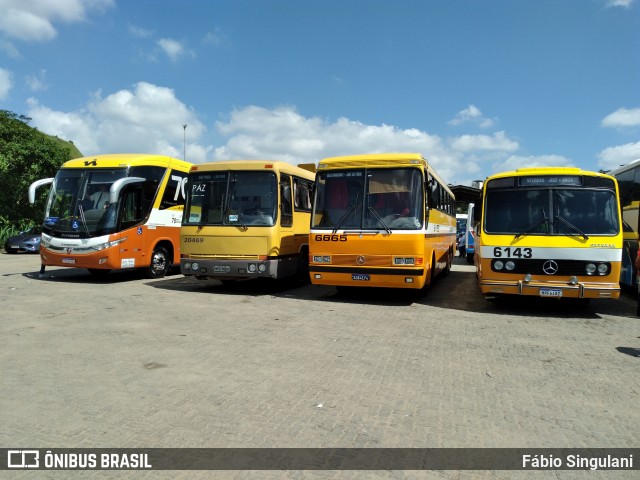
[99,257,108,264]
[405,278,413,283]
[314,274,322,279]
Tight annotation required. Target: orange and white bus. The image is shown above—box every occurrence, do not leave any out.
[180,160,315,282]
[28,154,191,278]
[475,167,622,300]
[309,153,456,290]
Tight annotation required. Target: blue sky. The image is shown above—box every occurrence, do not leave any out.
[1,0,639,185]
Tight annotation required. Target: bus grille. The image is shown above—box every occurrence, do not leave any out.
[491,259,610,276]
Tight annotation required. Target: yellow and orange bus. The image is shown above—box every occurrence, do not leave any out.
[475,167,622,300]
[28,154,191,278]
[180,160,315,282]
[309,153,456,290]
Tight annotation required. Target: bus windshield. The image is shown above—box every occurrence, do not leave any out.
[485,187,619,236]
[184,171,278,227]
[44,168,128,237]
[312,167,423,230]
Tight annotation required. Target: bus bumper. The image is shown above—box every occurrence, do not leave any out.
[40,246,131,270]
[309,268,427,289]
[479,279,620,299]
[180,256,297,280]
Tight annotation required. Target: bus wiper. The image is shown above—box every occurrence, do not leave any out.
[332,195,360,234]
[224,205,248,230]
[77,203,90,236]
[514,209,549,239]
[554,215,589,240]
[368,206,391,234]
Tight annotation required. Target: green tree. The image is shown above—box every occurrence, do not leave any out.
[0,110,81,230]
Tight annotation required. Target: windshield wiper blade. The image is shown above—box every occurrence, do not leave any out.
[554,215,589,240]
[332,194,360,234]
[514,208,549,239]
[77,204,90,236]
[367,206,391,234]
[224,205,248,230]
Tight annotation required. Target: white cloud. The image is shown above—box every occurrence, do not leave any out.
[25,95,527,186]
[203,28,227,46]
[598,141,640,170]
[0,0,114,42]
[128,23,153,38]
[448,105,495,128]
[27,82,208,161]
[491,155,574,174]
[604,0,634,8]
[25,69,48,91]
[0,67,13,99]
[601,107,640,128]
[213,106,521,184]
[157,38,194,62]
[449,131,519,153]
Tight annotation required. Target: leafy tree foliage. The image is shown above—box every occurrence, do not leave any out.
[0,110,81,228]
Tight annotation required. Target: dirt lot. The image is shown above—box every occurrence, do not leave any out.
[1,252,638,479]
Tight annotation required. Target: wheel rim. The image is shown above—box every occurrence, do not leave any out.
[152,251,167,273]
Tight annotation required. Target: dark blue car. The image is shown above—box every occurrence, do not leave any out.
[3,226,41,253]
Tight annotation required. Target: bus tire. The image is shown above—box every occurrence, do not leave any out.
[146,245,171,279]
[295,249,310,285]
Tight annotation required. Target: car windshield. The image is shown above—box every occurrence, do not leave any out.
[484,188,619,236]
[312,167,424,230]
[183,171,278,227]
[44,168,128,237]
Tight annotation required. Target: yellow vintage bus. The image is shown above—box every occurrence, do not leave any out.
[28,154,191,278]
[309,153,456,290]
[180,160,315,282]
[475,167,622,300]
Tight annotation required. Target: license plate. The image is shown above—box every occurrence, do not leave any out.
[540,288,562,298]
[352,273,370,281]
[62,258,76,264]
[214,265,231,273]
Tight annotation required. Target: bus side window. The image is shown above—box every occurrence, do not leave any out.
[280,174,293,227]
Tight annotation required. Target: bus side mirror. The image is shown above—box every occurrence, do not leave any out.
[29,178,54,204]
[109,177,146,204]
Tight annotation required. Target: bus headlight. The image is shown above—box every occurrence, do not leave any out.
[92,237,127,252]
[258,263,267,273]
[505,261,515,271]
[183,263,191,270]
[597,263,609,275]
[494,260,504,271]
[248,263,257,273]
[585,263,596,275]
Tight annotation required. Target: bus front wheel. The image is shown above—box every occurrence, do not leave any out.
[146,245,171,279]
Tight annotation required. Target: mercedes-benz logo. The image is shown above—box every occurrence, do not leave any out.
[356,255,366,265]
[542,260,559,275]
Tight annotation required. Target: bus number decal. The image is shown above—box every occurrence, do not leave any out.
[315,235,347,242]
[493,247,533,258]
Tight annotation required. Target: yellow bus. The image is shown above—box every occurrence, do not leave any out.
[28,154,191,278]
[475,167,622,300]
[180,160,315,282]
[309,153,456,290]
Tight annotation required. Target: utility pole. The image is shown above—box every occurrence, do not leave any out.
[183,124,187,161]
